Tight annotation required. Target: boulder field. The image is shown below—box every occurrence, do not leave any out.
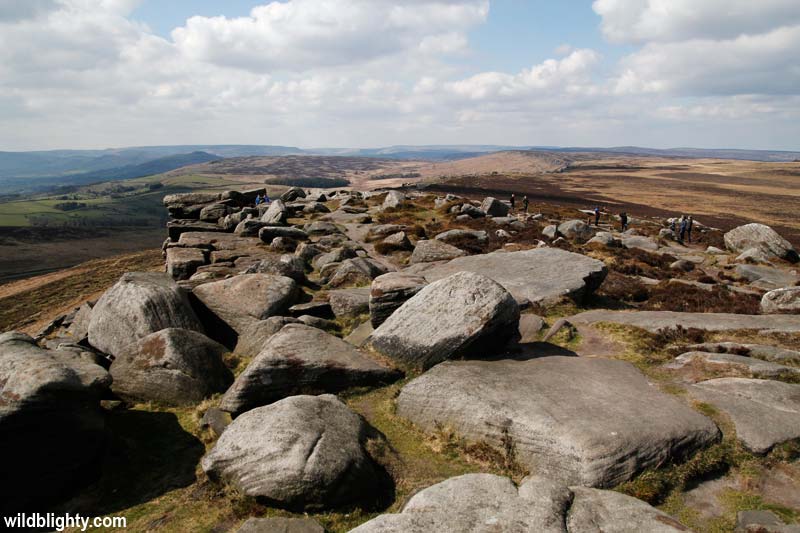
[6,186,800,530]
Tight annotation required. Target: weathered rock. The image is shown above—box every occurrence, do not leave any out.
[761,287,800,314]
[621,235,659,251]
[460,204,486,218]
[735,510,800,533]
[518,313,545,342]
[398,356,719,487]
[369,272,427,328]
[193,274,298,333]
[220,325,399,415]
[570,309,800,333]
[303,221,340,236]
[665,351,800,380]
[382,190,405,209]
[382,231,413,251]
[236,517,324,533]
[167,220,225,241]
[480,197,509,217]
[200,407,230,437]
[261,199,288,224]
[259,226,309,243]
[405,248,608,306]
[542,224,557,239]
[244,255,306,282]
[587,231,621,248]
[736,247,773,264]
[66,301,94,341]
[327,258,389,288]
[295,242,324,264]
[280,187,306,202]
[557,220,594,242]
[0,332,107,511]
[410,239,466,264]
[111,328,233,405]
[297,315,337,330]
[567,486,692,533]
[368,224,406,239]
[688,378,800,454]
[351,474,689,533]
[313,247,358,270]
[166,247,206,280]
[735,264,798,290]
[178,231,256,251]
[725,223,798,263]
[200,203,232,223]
[686,342,800,364]
[202,394,390,509]
[370,272,520,369]
[434,229,488,245]
[302,202,330,214]
[88,272,203,357]
[234,219,272,237]
[328,288,371,318]
[234,316,300,357]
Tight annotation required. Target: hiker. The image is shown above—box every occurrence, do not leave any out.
[670,218,677,234]
[255,194,262,206]
[522,195,529,213]
[594,206,600,226]
[263,192,271,204]
[687,216,694,243]
[678,215,688,244]
[620,212,628,231]
[510,193,516,212]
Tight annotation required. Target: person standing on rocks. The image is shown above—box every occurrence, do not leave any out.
[620,212,628,231]
[594,206,601,226]
[687,216,694,243]
[522,195,529,214]
[678,215,688,244]
[255,194,262,206]
[510,193,516,212]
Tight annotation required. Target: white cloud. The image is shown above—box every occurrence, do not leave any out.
[171,0,488,72]
[593,0,800,43]
[0,0,798,151]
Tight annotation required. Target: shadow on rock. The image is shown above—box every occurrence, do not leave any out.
[473,341,579,362]
[55,408,204,517]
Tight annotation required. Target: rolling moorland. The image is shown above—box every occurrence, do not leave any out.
[1,149,798,283]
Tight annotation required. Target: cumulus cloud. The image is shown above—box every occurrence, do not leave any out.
[593,0,800,43]
[171,0,488,72]
[0,0,798,150]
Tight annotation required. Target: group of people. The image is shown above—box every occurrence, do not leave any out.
[254,193,271,206]
[509,193,529,213]
[671,215,694,244]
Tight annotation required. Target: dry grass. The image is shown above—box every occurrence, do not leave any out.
[0,249,163,333]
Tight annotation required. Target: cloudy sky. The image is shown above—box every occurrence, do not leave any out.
[1,0,798,151]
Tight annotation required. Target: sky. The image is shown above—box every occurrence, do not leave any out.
[0,0,798,151]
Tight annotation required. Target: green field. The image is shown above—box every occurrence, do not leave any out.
[0,173,246,227]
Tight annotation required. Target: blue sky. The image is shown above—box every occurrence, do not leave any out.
[1,0,799,150]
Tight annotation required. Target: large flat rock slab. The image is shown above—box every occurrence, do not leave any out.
[397,356,720,488]
[350,474,689,533]
[665,351,800,380]
[404,248,607,305]
[570,310,800,333]
[688,378,800,454]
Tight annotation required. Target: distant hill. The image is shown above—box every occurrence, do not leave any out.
[0,145,306,180]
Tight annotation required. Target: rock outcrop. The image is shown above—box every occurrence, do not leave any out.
[351,474,690,533]
[88,272,204,357]
[397,357,720,487]
[193,274,298,333]
[202,395,390,509]
[111,328,233,405]
[369,272,519,369]
[220,324,399,415]
[724,223,799,263]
